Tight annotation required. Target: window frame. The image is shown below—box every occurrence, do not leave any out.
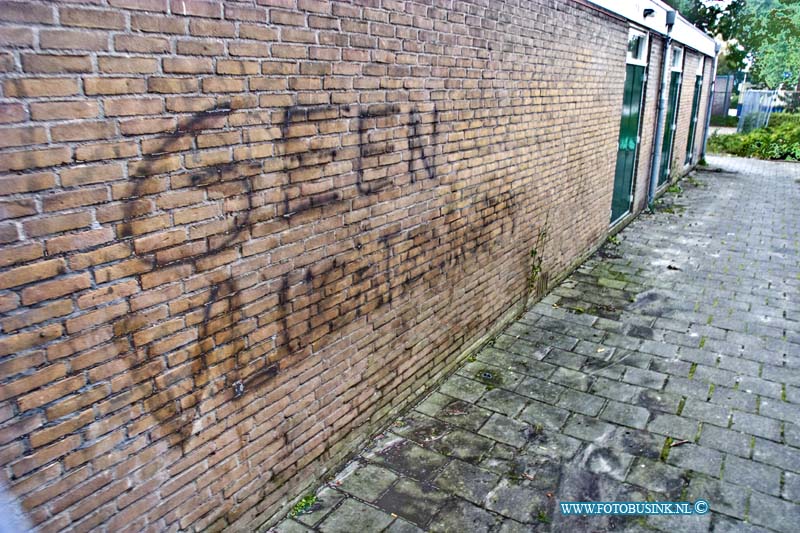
[626,28,649,66]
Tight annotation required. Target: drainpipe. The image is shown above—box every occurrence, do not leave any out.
[647,10,677,209]
[700,42,722,161]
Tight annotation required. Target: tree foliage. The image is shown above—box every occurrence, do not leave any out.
[666,0,800,89]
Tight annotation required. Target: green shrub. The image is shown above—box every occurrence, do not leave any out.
[710,115,738,127]
[707,118,800,160]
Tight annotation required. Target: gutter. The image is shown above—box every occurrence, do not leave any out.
[700,42,722,161]
[647,10,677,209]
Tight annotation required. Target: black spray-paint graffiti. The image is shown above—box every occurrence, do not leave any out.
[123,101,446,448]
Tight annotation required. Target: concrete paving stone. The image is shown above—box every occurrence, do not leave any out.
[476,388,529,417]
[484,478,549,523]
[389,412,451,446]
[693,365,738,387]
[317,498,394,533]
[580,358,626,380]
[636,388,683,414]
[622,366,667,389]
[563,414,617,442]
[758,398,800,422]
[334,462,398,502]
[665,375,712,399]
[428,429,496,464]
[600,400,651,429]
[478,413,530,449]
[428,499,498,533]
[709,386,758,413]
[698,425,752,458]
[722,454,781,496]
[625,457,686,496]
[524,429,582,462]
[717,355,761,378]
[648,414,699,441]
[681,399,731,427]
[433,459,500,505]
[517,399,570,432]
[457,361,525,392]
[437,374,486,403]
[556,389,606,416]
[711,514,773,533]
[543,349,587,372]
[548,366,593,392]
[748,490,800,533]
[687,476,748,520]
[515,375,567,404]
[416,392,493,432]
[367,439,450,482]
[374,478,448,528]
[270,519,314,533]
[784,471,800,502]
[646,509,712,532]
[785,422,800,449]
[731,411,782,442]
[666,443,724,478]
[753,438,800,473]
[589,376,643,402]
[649,357,693,377]
[385,518,424,533]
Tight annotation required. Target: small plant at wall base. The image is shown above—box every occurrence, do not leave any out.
[708,113,800,160]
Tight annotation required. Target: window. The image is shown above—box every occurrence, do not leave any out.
[697,57,705,76]
[670,45,683,71]
[627,29,648,65]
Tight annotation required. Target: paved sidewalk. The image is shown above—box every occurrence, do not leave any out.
[271,155,800,533]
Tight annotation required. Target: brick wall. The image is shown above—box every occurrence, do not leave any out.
[672,49,703,176]
[0,1,709,531]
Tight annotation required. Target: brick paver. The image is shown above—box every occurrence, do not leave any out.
[270,155,800,533]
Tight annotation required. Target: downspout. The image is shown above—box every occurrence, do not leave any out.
[647,10,677,210]
[700,42,722,162]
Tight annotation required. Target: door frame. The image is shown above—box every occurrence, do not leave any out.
[685,57,705,164]
[659,44,684,186]
[610,27,650,225]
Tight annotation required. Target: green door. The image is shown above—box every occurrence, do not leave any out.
[611,63,646,223]
[685,75,703,163]
[658,71,682,185]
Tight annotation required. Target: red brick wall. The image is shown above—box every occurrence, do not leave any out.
[632,34,663,214]
[0,1,656,530]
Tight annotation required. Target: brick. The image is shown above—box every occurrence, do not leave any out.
[30,101,99,121]
[114,34,170,53]
[61,162,125,186]
[0,1,54,24]
[43,188,107,212]
[69,242,131,270]
[77,280,138,310]
[40,30,109,51]
[84,77,146,95]
[170,0,222,18]
[0,103,26,124]
[65,301,128,334]
[60,7,126,30]
[0,198,37,219]
[0,126,47,148]
[176,39,224,56]
[51,121,115,142]
[0,26,34,47]
[24,211,93,238]
[147,77,198,94]
[0,172,56,193]
[189,19,235,37]
[131,13,186,34]
[0,363,66,402]
[29,409,94,449]
[21,274,92,305]
[11,435,81,478]
[46,227,115,255]
[17,374,85,412]
[4,78,79,97]
[94,257,152,283]
[162,57,213,74]
[202,78,246,93]
[75,141,139,162]
[108,0,168,12]
[120,117,176,135]
[98,57,159,74]
[0,258,65,290]
[1,299,72,333]
[46,326,114,361]
[22,54,93,73]
[0,242,42,268]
